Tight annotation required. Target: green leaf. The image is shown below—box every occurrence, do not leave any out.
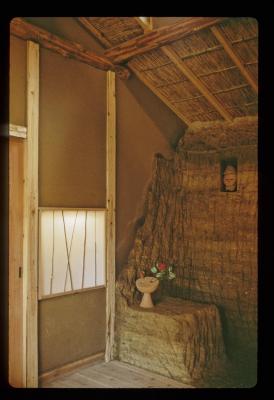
[151,266,158,274]
[168,272,176,280]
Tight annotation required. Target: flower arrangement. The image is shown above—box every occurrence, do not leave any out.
[150,262,176,281]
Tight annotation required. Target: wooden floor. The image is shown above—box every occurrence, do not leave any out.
[40,360,194,388]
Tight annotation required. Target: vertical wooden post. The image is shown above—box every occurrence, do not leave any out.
[9,137,26,387]
[105,71,116,362]
[23,40,39,387]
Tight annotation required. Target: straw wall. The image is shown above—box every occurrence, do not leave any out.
[117,116,257,372]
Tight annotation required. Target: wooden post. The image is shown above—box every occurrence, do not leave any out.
[23,40,39,387]
[105,71,116,362]
[9,137,26,388]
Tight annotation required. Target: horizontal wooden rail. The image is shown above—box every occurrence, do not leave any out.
[9,124,27,138]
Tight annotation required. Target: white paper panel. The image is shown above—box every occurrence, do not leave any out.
[39,209,106,297]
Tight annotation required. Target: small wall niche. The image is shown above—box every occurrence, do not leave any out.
[220,158,238,192]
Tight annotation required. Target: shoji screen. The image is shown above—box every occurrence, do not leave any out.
[39,209,106,298]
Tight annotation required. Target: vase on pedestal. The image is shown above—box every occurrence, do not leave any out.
[136,277,159,308]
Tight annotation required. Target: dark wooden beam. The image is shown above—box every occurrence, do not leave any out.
[104,17,226,64]
[10,18,130,80]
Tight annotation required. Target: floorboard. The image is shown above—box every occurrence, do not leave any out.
[40,360,193,388]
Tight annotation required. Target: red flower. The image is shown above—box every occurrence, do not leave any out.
[158,263,167,271]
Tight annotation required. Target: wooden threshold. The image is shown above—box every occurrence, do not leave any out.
[39,352,105,384]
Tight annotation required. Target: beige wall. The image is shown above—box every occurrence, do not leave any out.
[37,47,107,373]
[116,76,184,272]
[39,48,106,207]
[9,36,26,126]
[39,289,106,373]
[24,17,104,54]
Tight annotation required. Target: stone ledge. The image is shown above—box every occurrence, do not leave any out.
[115,294,227,387]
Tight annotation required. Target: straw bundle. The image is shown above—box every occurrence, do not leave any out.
[218,17,258,43]
[170,28,220,58]
[128,48,171,72]
[245,63,258,81]
[200,68,246,92]
[183,48,234,76]
[175,97,223,122]
[159,80,201,102]
[215,85,257,110]
[232,38,258,64]
[143,63,186,87]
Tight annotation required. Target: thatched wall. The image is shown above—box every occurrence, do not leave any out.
[117,116,257,369]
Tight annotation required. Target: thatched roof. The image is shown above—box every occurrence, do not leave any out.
[81,17,144,47]
[78,17,258,126]
[12,17,258,126]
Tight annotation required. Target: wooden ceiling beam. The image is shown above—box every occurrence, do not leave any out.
[128,61,191,126]
[10,18,130,80]
[210,26,258,94]
[162,46,233,121]
[104,17,226,64]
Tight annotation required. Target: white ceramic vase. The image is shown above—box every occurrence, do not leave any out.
[136,277,159,308]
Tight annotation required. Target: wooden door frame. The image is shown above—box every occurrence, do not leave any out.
[24,40,39,387]
[8,40,39,388]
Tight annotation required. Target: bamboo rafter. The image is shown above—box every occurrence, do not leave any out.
[210,25,258,94]
[198,65,238,78]
[162,46,232,121]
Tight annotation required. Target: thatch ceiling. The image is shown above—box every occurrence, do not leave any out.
[12,17,258,126]
[78,17,258,125]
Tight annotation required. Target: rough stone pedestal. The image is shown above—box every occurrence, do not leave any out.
[115,294,227,387]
